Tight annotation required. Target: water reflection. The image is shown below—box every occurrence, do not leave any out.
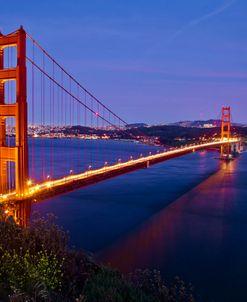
[98,159,241,301]
[3,153,246,301]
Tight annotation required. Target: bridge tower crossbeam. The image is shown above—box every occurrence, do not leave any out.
[0,27,28,196]
[220,106,231,158]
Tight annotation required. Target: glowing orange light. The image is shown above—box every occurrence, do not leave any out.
[0,138,240,203]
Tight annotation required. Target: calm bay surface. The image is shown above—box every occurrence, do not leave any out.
[31,139,247,302]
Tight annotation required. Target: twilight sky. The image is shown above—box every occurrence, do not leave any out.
[1,0,246,124]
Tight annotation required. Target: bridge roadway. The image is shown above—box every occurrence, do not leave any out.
[0,138,240,204]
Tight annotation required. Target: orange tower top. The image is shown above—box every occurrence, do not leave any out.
[221,107,231,141]
[220,106,231,157]
[0,27,28,196]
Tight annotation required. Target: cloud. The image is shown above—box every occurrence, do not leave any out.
[170,0,237,40]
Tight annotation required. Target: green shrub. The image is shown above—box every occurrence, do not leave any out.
[0,206,198,302]
[82,267,157,302]
[0,248,63,291]
[131,269,195,302]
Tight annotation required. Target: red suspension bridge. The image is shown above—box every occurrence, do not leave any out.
[0,27,241,225]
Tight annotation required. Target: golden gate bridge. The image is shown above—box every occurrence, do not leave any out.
[0,27,241,225]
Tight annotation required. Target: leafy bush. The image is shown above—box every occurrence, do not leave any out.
[82,268,156,302]
[0,206,197,302]
[131,269,195,302]
[0,248,63,291]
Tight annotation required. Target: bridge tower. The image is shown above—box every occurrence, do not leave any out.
[220,106,231,158]
[0,27,28,196]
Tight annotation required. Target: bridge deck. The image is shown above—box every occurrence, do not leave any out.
[0,139,240,204]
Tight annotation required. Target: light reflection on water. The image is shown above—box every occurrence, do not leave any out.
[20,139,247,302]
[98,156,247,302]
[32,147,219,253]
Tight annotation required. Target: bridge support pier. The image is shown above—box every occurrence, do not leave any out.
[3,200,31,227]
[230,142,241,154]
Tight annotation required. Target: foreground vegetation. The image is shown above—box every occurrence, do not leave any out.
[0,208,196,302]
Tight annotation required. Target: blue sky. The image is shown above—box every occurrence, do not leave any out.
[1,0,246,123]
